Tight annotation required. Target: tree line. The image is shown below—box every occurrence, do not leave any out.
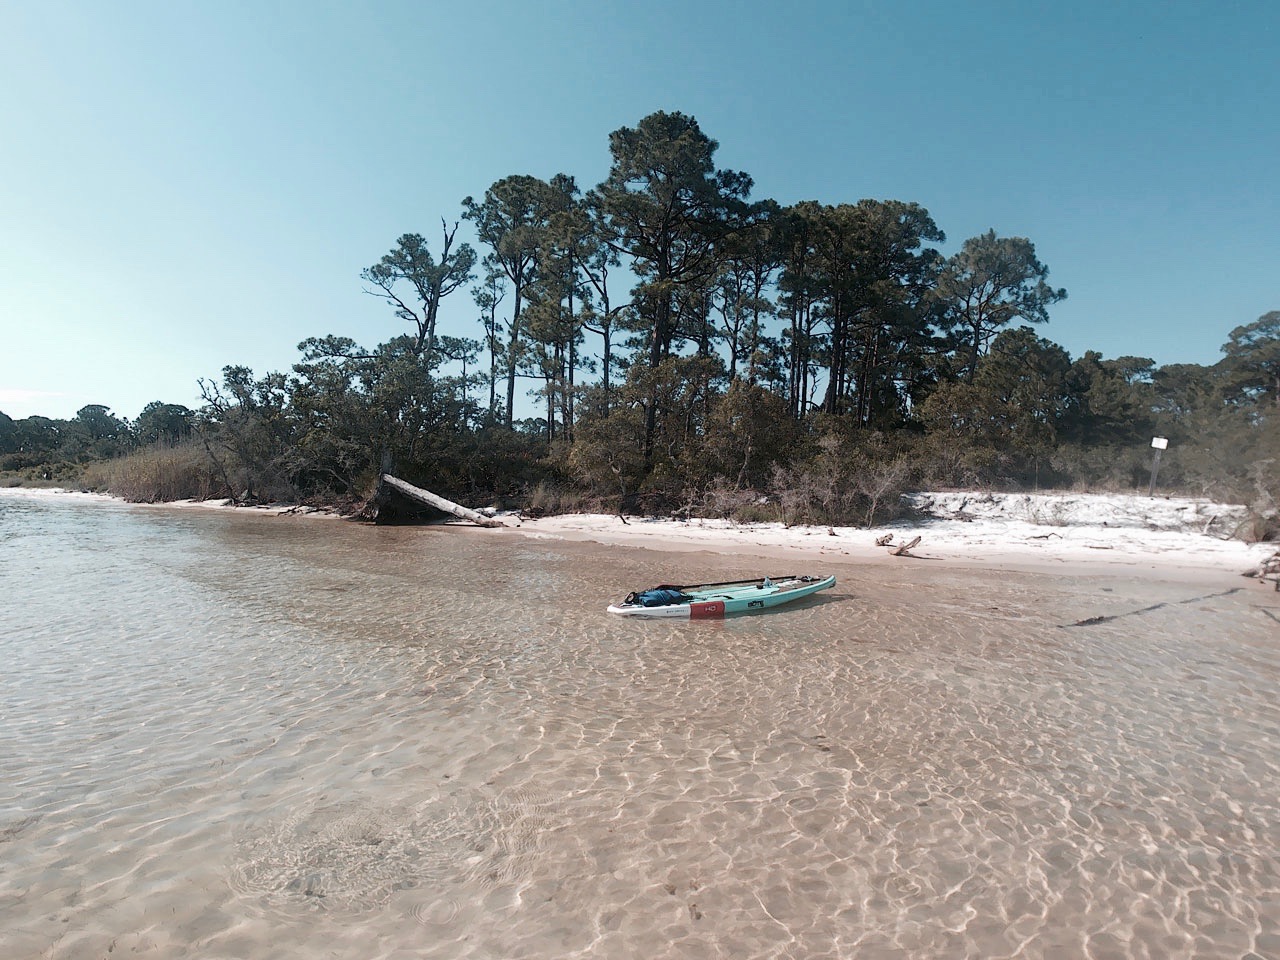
[1,402,193,476]
[4,111,1277,533]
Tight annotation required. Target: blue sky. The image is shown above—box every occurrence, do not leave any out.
[1,0,1275,421]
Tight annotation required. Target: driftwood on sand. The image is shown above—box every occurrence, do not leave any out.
[376,475,505,528]
[890,535,922,557]
[1243,552,1280,591]
[875,533,921,555]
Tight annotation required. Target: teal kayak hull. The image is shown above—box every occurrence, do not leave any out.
[607,574,836,618]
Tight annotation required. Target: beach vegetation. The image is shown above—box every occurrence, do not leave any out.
[81,441,222,503]
[4,110,1276,540]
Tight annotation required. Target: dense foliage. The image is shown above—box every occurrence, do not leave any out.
[5,112,1276,536]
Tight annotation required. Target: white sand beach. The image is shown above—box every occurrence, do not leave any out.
[6,485,1276,585]
[507,491,1278,585]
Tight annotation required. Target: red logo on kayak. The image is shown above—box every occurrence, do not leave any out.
[690,600,725,619]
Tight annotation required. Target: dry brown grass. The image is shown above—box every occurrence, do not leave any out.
[83,442,227,503]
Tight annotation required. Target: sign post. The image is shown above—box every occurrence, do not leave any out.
[1148,437,1168,496]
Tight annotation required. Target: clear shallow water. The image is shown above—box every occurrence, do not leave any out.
[1,493,1278,959]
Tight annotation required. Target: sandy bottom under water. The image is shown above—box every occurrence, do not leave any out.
[1,495,1278,959]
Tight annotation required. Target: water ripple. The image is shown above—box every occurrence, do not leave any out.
[2,494,1278,959]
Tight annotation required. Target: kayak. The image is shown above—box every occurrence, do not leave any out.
[607,574,836,619]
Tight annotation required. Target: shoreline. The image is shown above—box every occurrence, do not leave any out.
[502,511,1275,588]
[6,485,1276,588]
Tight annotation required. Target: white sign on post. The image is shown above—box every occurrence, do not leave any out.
[1148,437,1168,495]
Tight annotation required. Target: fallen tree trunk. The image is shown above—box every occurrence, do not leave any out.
[379,475,505,528]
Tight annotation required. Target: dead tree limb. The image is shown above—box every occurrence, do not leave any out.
[891,536,921,557]
[379,475,505,527]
